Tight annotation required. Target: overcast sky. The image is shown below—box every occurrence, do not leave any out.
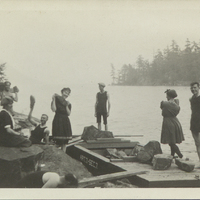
[0,0,200,86]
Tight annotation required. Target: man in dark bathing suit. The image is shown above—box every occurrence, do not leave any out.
[190,82,200,167]
[95,83,111,131]
[28,95,49,144]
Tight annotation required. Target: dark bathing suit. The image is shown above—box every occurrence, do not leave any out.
[96,91,108,125]
[190,95,200,134]
[29,125,47,144]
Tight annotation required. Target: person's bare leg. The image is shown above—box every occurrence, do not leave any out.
[105,124,108,131]
[98,123,101,130]
[61,144,66,153]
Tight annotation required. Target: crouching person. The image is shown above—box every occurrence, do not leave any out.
[0,97,31,147]
[15,171,78,188]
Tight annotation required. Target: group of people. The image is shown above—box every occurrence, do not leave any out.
[3,79,200,185]
[0,81,111,151]
[0,81,111,188]
[160,82,200,167]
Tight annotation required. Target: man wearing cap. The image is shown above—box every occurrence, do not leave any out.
[95,83,111,131]
[0,97,31,147]
[190,82,200,166]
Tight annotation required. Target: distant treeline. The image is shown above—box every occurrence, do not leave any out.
[111,39,200,86]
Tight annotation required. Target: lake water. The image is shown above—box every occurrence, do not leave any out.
[13,84,198,160]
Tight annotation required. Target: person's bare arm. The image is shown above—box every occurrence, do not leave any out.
[28,107,37,126]
[44,129,50,144]
[13,92,18,102]
[107,92,111,117]
[51,94,57,112]
[94,94,98,117]
[6,127,23,136]
[65,102,71,116]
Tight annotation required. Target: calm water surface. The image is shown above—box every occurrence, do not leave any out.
[14,84,197,159]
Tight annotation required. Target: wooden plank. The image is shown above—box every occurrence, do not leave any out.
[96,138,123,141]
[78,170,147,187]
[79,141,139,149]
[110,159,124,162]
[65,139,84,148]
[86,140,131,144]
[115,135,143,137]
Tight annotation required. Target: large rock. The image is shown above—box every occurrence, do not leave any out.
[175,158,195,172]
[105,148,127,159]
[13,111,40,129]
[38,145,92,180]
[152,154,173,170]
[81,125,114,141]
[0,145,43,187]
[128,144,144,156]
[136,141,162,163]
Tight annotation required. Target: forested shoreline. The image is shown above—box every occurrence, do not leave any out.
[111,39,200,86]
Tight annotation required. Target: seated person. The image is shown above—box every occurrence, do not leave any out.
[0,97,31,147]
[28,95,49,144]
[15,171,78,188]
[1,81,19,102]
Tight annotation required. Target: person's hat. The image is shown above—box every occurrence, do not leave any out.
[98,82,105,87]
[165,89,177,98]
[1,97,13,106]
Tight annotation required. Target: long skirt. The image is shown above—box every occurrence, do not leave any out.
[52,113,72,145]
[161,117,184,144]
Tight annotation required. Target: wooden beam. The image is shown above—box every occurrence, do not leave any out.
[79,141,139,149]
[96,138,123,141]
[86,139,131,144]
[78,170,147,187]
[115,135,143,137]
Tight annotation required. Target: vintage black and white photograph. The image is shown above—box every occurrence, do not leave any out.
[0,0,200,199]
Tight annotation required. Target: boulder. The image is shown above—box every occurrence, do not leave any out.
[152,154,173,170]
[175,158,195,172]
[128,144,144,156]
[106,148,127,159]
[0,145,43,187]
[106,148,120,159]
[81,125,114,141]
[38,145,92,180]
[13,111,40,129]
[136,141,162,163]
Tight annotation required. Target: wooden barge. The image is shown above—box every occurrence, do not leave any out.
[66,138,200,188]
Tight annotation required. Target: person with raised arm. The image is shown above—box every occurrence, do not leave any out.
[28,95,50,144]
[160,89,185,159]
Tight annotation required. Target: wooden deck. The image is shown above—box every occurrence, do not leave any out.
[66,138,200,187]
[116,160,200,187]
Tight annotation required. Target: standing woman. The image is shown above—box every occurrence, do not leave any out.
[160,89,185,158]
[51,88,72,152]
